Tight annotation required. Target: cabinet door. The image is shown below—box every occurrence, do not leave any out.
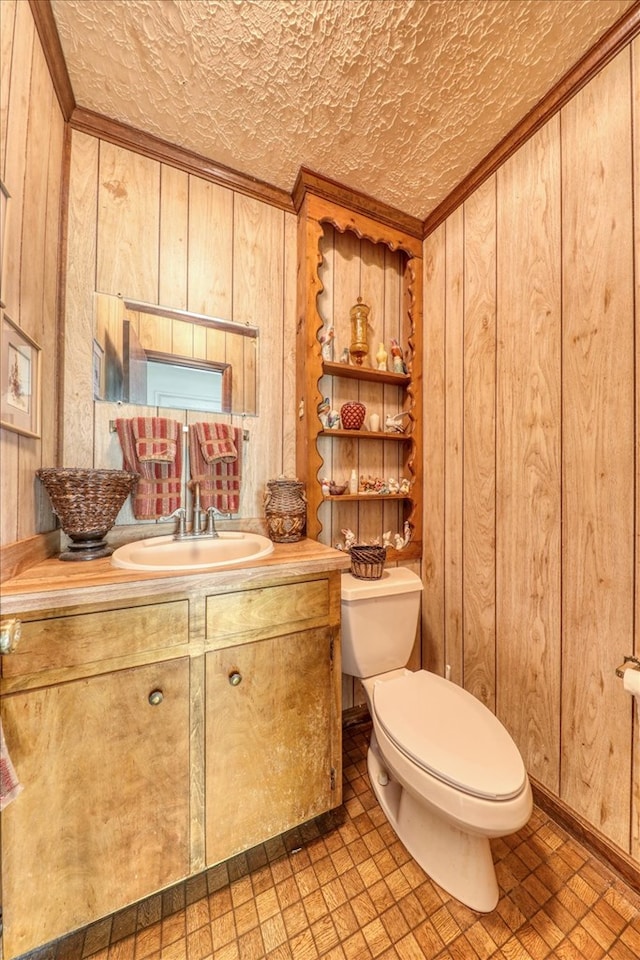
[1,659,190,959]
[205,627,339,865]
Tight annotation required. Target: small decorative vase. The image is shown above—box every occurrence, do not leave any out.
[37,467,138,560]
[376,342,388,371]
[340,401,366,430]
[264,476,307,543]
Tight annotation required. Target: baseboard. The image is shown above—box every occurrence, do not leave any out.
[531,778,639,893]
[342,705,371,729]
[0,530,60,583]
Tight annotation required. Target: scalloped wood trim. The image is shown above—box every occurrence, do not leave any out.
[293,167,423,239]
[303,191,423,258]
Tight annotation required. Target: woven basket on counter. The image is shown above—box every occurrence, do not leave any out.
[264,477,307,543]
[350,545,386,580]
[37,467,138,560]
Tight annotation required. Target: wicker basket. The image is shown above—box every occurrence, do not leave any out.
[264,477,307,543]
[350,545,386,580]
[37,467,138,560]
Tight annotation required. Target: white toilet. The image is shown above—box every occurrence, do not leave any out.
[341,567,532,913]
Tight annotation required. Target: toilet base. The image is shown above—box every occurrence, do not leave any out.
[367,737,500,913]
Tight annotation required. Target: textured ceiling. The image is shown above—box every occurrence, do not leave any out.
[50,0,635,219]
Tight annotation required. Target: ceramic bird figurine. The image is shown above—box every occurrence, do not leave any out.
[317,396,331,427]
[385,411,410,433]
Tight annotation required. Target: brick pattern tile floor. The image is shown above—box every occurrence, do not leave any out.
[20,722,640,959]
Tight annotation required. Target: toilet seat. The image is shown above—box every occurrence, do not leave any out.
[372,671,527,801]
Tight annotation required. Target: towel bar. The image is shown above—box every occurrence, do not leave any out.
[109,420,250,441]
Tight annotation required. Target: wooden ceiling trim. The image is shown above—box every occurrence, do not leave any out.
[28,0,75,120]
[69,106,294,212]
[293,167,423,240]
[423,0,640,238]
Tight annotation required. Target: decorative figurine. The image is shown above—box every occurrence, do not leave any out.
[390,338,407,374]
[376,342,388,371]
[399,477,411,494]
[317,396,330,427]
[341,528,357,551]
[385,411,411,433]
[393,521,412,550]
[320,325,335,362]
[339,347,350,364]
[327,409,341,429]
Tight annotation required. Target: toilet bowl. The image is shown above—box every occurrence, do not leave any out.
[341,569,532,912]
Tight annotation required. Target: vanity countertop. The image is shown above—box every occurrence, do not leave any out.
[0,538,351,614]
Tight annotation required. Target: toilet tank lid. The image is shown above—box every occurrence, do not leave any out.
[341,567,423,601]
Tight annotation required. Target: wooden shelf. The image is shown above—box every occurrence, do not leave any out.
[318,429,410,441]
[322,493,411,502]
[296,188,423,556]
[321,361,410,386]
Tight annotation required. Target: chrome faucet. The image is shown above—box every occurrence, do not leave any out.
[161,483,220,539]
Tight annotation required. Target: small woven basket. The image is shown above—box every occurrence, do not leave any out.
[350,545,386,580]
[264,477,307,543]
[37,468,138,560]
[37,468,138,534]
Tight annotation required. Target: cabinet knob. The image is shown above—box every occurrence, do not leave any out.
[0,618,21,654]
[148,689,164,706]
[228,671,242,686]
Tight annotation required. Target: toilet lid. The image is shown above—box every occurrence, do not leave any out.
[372,671,527,800]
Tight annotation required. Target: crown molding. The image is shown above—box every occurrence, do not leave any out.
[423,0,640,237]
[69,107,294,212]
[27,0,640,232]
[28,0,75,120]
[293,167,423,240]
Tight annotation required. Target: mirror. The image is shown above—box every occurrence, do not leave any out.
[93,294,259,415]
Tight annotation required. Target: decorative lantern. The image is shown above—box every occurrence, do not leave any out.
[349,297,370,366]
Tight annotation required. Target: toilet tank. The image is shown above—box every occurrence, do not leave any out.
[341,567,423,678]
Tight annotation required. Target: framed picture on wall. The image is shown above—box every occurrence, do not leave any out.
[1,313,41,438]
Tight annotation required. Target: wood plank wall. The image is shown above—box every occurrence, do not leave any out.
[423,42,639,858]
[0,0,64,548]
[64,134,298,524]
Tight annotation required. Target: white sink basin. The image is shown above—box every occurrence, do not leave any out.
[111,532,274,571]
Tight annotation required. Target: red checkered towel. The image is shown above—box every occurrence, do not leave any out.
[189,422,243,514]
[1,720,23,811]
[195,421,238,464]
[132,418,178,462]
[116,417,183,519]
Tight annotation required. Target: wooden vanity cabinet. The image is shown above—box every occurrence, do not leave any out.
[203,574,342,865]
[0,599,191,960]
[0,559,344,959]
